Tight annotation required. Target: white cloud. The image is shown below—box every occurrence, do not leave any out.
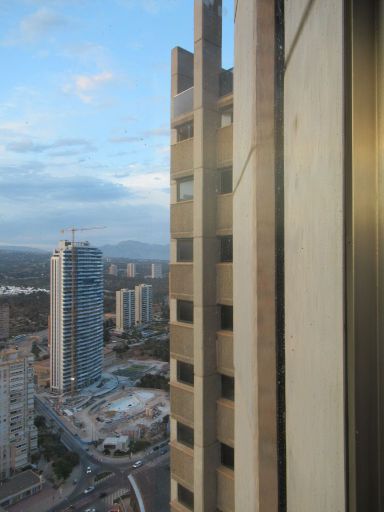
[63,71,115,104]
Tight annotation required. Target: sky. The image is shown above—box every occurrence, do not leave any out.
[0,0,234,250]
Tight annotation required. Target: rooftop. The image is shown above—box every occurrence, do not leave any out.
[0,471,41,502]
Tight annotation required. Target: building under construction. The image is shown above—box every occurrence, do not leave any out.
[50,240,103,394]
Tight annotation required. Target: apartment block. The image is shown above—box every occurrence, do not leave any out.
[50,241,104,394]
[170,1,384,511]
[0,304,10,341]
[116,289,135,331]
[151,263,163,279]
[135,284,153,325]
[0,350,37,480]
[126,263,136,278]
[108,264,118,276]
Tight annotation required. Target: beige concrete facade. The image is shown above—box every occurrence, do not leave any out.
[170,1,384,510]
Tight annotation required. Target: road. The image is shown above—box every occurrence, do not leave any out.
[35,396,169,511]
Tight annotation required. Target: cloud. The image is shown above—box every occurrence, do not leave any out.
[109,126,169,144]
[63,71,115,104]
[3,8,70,45]
[120,0,181,15]
[6,138,95,154]
[109,136,143,144]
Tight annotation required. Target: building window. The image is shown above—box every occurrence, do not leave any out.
[178,484,194,510]
[177,361,194,386]
[177,422,194,448]
[177,239,193,262]
[221,443,234,470]
[218,167,232,194]
[177,300,193,323]
[176,121,194,142]
[177,177,193,201]
[221,375,234,401]
[220,305,233,331]
[220,236,232,262]
[220,107,233,127]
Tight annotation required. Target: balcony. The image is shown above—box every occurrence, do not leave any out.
[217,399,234,447]
[173,86,194,119]
[170,263,193,299]
[171,382,194,427]
[171,138,194,177]
[170,323,194,362]
[171,441,194,490]
[217,331,234,376]
[171,201,193,238]
[216,193,233,235]
[217,466,235,512]
[216,263,233,305]
[217,125,233,168]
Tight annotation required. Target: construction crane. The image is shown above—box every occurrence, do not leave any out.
[60,225,106,244]
[59,226,106,395]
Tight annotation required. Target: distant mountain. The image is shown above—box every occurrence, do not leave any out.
[100,240,169,260]
[0,245,49,254]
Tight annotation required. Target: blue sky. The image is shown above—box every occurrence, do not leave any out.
[0,0,234,249]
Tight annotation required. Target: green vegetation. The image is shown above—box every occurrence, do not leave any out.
[34,415,79,481]
[129,439,150,453]
[137,373,169,391]
[113,363,151,379]
[139,338,169,362]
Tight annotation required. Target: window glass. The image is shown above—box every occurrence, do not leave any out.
[177,121,194,141]
[177,300,193,323]
[177,361,194,385]
[221,375,234,401]
[177,177,193,201]
[178,484,194,510]
[220,107,233,127]
[220,236,233,262]
[221,443,234,470]
[177,239,193,262]
[218,168,233,194]
[220,305,233,331]
[177,422,194,448]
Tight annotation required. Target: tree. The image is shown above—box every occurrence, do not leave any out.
[34,415,46,429]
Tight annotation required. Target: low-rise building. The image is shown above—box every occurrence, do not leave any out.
[103,436,129,452]
[0,470,42,508]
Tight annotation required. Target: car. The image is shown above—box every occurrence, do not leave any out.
[99,491,107,498]
[132,460,143,469]
[84,509,96,512]
[83,486,95,495]
[86,466,92,474]
[160,448,167,455]
[72,479,78,485]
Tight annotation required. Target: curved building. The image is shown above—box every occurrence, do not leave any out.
[50,240,103,394]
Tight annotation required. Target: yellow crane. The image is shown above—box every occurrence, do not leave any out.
[59,226,106,395]
[60,225,106,244]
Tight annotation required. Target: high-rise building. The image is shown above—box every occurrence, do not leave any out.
[108,264,118,276]
[0,350,37,480]
[126,263,136,278]
[151,262,163,279]
[50,241,103,394]
[0,303,10,341]
[135,284,152,325]
[116,289,135,331]
[169,1,384,510]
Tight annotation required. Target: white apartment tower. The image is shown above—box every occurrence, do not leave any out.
[0,350,37,480]
[135,284,152,325]
[108,264,118,276]
[126,263,136,278]
[50,241,103,394]
[151,262,163,279]
[116,289,135,331]
[0,303,10,341]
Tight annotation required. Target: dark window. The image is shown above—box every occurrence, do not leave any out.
[220,305,233,331]
[221,375,234,401]
[177,361,194,385]
[177,121,194,142]
[220,236,232,262]
[218,168,232,194]
[177,300,193,323]
[177,239,193,262]
[178,484,194,510]
[177,177,193,201]
[177,422,194,448]
[221,443,234,470]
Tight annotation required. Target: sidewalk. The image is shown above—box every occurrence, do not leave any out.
[7,464,82,512]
